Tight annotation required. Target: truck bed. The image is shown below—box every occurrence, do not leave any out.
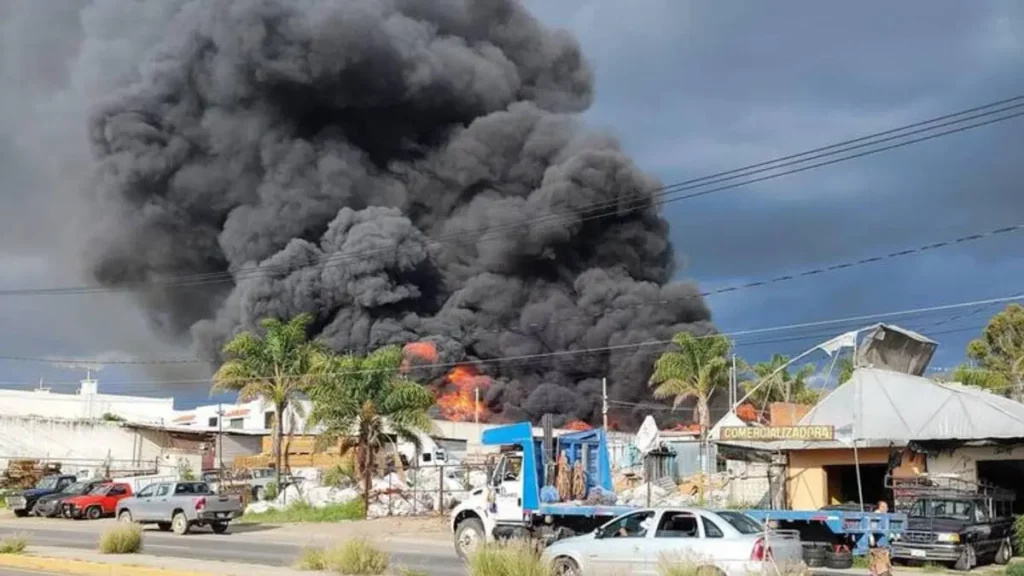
[537,503,636,517]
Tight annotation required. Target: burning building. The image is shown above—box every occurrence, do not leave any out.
[75,0,714,426]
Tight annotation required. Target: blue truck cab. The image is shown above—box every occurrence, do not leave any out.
[450,421,634,559]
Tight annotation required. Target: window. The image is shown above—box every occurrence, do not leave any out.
[264,411,275,429]
[716,511,764,535]
[109,485,127,496]
[155,484,171,497]
[702,516,724,538]
[716,455,729,473]
[136,485,156,498]
[655,511,699,538]
[229,418,244,429]
[208,417,218,427]
[601,511,656,539]
[422,452,432,463]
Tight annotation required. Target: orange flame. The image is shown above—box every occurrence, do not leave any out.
[736,403,759,422]
[436,364,491,422]
[564,420,592,431]
[401,341,439,373]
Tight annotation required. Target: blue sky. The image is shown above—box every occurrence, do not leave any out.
[1,0,1023,407]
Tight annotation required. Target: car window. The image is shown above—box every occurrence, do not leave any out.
[655,512,699,538]
[602,511,656,539]
[136,485,155,498]
[109,485,127,496]
[155,484,171,497]
[88,485,110,495]
[702,516,724,538]
[716,511,764,535]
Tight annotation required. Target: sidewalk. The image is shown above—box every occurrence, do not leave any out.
[0,545,331,576]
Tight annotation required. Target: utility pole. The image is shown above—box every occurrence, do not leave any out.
[474,387,480,425]
[217,404,225,474]
[601,377,608,430]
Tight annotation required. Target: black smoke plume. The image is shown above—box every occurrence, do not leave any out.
[85,0,714,426]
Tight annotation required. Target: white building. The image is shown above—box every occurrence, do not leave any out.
[0,376,175,424]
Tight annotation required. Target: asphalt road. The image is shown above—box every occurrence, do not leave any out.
[0,521,466,576]
[0,570,69,576]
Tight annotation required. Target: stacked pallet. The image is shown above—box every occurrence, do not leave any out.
[0,460,62,489]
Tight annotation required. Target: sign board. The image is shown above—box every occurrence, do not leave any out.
[719,425,834,442]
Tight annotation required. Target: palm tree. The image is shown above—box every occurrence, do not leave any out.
[212,313,321,490]
[649,332,731,437]
[307,346,436,516]
[741,354,819,407]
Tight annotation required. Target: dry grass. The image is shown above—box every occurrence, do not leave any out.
[295,539,390,574]
[98,524,144,554]
[468,540,552,576]
[0,533,27,554]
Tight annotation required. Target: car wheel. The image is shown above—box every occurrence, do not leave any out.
[157,522,172,532]
[954,544,976,572]
[118,510,133,523]
[552,557,581,576]
[253,486,266,501]
[210,522,229,534]
[172,512,191,535]
[454,517,485,560]
[86,506,103,520]
[995,538,1012,565]
[12,510,28,518]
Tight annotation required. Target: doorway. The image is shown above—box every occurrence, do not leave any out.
[824,464,889,510]
[977,460,1024,514]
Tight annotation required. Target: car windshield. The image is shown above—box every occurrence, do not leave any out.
[715,511,765,535]
[88,485,110,495]
[65,482,90,495]
[910,499,974,520]
[35,477,58,490]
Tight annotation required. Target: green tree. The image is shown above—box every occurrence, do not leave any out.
[740,354,820,407]
[649,333,731,436]
[212,314,322,490]
[307,346,435,517]
[964,304,1024,398]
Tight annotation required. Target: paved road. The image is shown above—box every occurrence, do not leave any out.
[0,570,69,576]
[0,521,465,575]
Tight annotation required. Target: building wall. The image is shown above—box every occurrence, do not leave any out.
[216,434,263,469]
[786,448,891,510]
[928,445,1024,481]
[0,384,174,424]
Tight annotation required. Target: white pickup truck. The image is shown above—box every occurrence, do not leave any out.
[115,481,242,535]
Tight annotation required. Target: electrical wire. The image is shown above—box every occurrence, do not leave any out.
[3,96,1024,296]
[2,222,1019,366]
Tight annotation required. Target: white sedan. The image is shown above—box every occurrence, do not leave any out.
[543,507,804,576]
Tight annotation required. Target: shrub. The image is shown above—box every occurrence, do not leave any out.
[0,533,27,554]
[468,540,551,576]
[265,481,279,501]
[322,460,356,488]
[98,525,144,554]
[395,568,429,576]
[241,499,364,524]
[1014,515,1024,554]
[1007,562,1024,576]
[296,546,327,571]
[324,539,390,575]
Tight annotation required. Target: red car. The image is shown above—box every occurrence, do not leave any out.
[62,482,133,520]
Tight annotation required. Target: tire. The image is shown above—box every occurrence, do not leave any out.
[551,557,581,576]
[118,510,133,523]
[253,486,266,501]
[86,506,103,520]
[803,545,827,568]
[12,510,28,518]
[995,538,1012,565]
[210,522,229,534]
[454,517,485,560]
[157,522,172,532]
[954,544,976,572]
[171,512,191,535]
[825,549,853,570]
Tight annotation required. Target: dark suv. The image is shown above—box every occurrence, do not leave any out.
[889,475,1014,571]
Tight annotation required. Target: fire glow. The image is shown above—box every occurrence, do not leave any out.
[436,365,490,422]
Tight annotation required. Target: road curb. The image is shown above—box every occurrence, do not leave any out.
[0,553,216,576]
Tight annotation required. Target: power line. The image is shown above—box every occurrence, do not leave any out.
[2,222,1019,367]
[12,291,1020,386]
[3,96,1024,297]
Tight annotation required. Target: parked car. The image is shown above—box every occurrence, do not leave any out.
[62,482,134,520]
[116,481,243,535]
[4,474,77,518]
[32,478,109,517]
[543,507,804,576]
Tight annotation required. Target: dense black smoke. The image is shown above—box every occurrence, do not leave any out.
[85,0,714,425]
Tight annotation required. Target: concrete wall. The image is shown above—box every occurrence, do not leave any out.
[928,445,1024,481]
